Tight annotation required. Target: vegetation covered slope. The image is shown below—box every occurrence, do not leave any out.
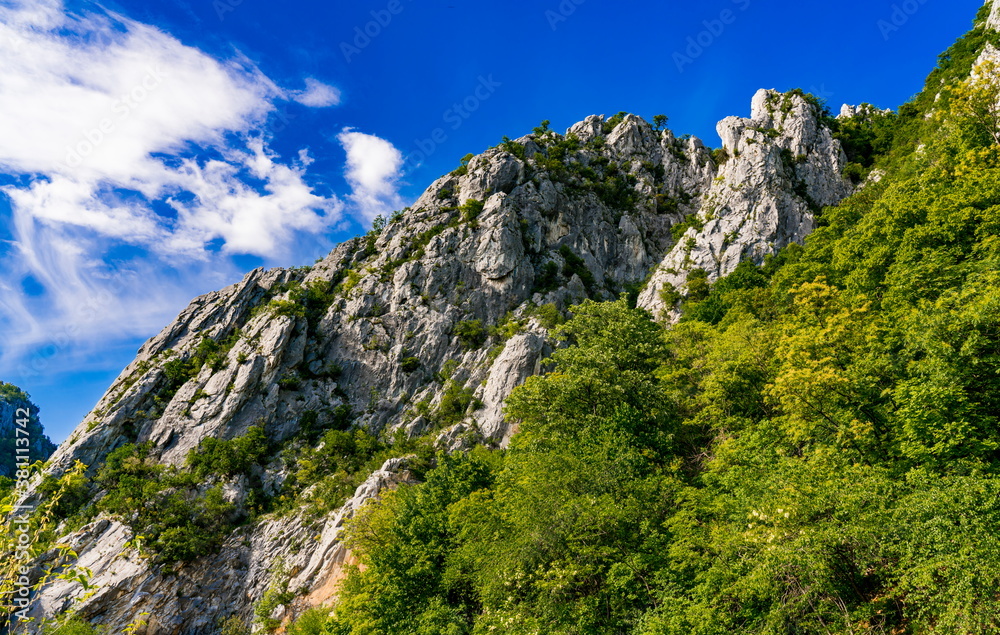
[293,9,1000,635]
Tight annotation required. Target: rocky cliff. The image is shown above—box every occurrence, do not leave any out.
[15,87,857,633]
[0,383,55,480]
[636,89,852,319]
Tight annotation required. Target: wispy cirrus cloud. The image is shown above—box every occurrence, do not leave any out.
[0,0,404,381]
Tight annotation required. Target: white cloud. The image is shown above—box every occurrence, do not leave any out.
[0,0,380,380]
[0,4,278,181]
[291,78,342,108]
[161,140,339,258]
[0,0,339,256]
[338,128,405,224]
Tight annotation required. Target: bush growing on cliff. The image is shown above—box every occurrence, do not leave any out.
[36,616,102,634]
[285,608,330,635]
[453,319,487,349]
[558,244,596,292]
[670,213,704,242]
[187,425,269,479]
[94,435,270,564]
[451,152,475,176]
[602,110,629,133]
[459,198,484,223]
[532,261,560,294]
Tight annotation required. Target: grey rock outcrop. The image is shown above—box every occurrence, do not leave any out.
[838,103,892,119]
[38,266,300,479]
[477,331,549,444]
[989,0,1000,31]
[637,89,853,320]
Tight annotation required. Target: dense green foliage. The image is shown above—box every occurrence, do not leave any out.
[30,426,273,566]
[95,441,243,564]
[302,14,1000,633]
[831,106,898,183]
[453,320,487,350]
[161,331,243,402]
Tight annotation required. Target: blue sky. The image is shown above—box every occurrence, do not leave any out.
[0,0,985,443]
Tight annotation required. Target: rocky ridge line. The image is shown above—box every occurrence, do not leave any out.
[636,89,852,319]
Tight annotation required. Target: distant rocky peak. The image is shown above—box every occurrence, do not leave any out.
[0,382,56,479]
[838,103,893,120]
[638,88,853,321]
[719,88,833,159]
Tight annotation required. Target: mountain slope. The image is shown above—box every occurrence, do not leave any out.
[309,3,1000,633]
[16,0,1000,628]
[6,87,853,634]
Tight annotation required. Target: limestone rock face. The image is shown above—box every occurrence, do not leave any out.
[39,266,300,480]
[637,89,853,320]
[989,0,1000,32]
[19,89,856,634]
[24,458,416,634]
[478,331,549,444]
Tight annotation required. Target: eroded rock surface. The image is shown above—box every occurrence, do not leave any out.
[637,89,853,319]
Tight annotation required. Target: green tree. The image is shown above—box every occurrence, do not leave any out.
[949,58,1000,146]
[328,449,498,634]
